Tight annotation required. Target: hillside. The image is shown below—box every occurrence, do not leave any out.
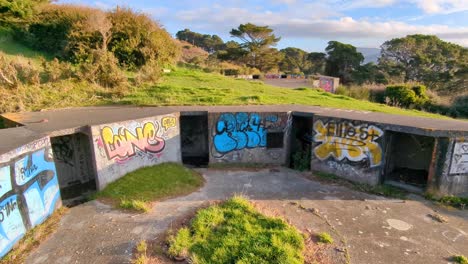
[0,36,454,120]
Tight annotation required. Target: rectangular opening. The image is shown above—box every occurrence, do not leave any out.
[180,112,209,167]
[384,131,435,192]
[267,132,284,149]
[51,133,96,205]
[288,114,314,170]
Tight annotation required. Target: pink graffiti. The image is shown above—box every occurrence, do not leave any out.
[100,122,165,162]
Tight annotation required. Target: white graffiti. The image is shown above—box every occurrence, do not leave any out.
[450,142,468,174]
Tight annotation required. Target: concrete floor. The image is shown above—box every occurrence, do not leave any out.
[26,168,468,264]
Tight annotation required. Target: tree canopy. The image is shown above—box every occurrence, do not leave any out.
[325,41,364,83]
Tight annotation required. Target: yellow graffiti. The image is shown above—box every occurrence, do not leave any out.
[161,117,176,131]
[313,120,383,167]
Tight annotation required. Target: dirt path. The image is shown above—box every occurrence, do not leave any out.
[26,168,468,264]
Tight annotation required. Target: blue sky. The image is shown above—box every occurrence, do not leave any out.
[57,0,468,52]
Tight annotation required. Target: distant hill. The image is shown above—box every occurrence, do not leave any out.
[357,47,381,64]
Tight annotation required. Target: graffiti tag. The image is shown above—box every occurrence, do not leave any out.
[313,120,383,167]
[161,117,177,131]
[213,113,275,154]
[449,142,468,174]
[100,121,165,161]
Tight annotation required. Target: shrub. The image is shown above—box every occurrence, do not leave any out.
[384,84,429,108]
[41,58,73,82]
[76,50,128,89]
[453,255,468,264]
[134,60,161,85]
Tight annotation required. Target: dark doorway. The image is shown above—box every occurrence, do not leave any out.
[180,112,209,167]
[289,114,314,171]
[51,133,96,205]
[384,132,435,192]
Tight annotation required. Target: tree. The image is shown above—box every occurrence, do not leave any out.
[325,41,364,83]
[230,23,281,71]
[307,52,326,74]
[352,62,388,84]
[379,34,467,94]
[279,47,311,74]
[176,29,224,53]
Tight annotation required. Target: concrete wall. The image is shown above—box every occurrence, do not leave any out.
[90,113,182,190]
[208,112,292,165]
[311,116,385,185]
[437,138,468,197]
[0,137,61,257]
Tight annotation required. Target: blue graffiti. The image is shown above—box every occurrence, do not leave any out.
[14,148,56,186]
[24,177,60,226]
[214,113,270,153]
[0,195,26,257]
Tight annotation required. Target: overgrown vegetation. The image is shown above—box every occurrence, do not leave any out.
[132,240,149,264]
[313,171,407,199]
[424,194,468,210]
[167,196,305,263]
[291,150,311,171]
[0,207,68,264]
[95,163,204,212]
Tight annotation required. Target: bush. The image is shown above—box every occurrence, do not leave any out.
[0,52,40,87]
[384,84,429,108]
[41,58,73,82]
[76,50,128,88]
[134,60,161,85]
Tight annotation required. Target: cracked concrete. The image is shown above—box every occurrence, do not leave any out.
[26,168,468,264]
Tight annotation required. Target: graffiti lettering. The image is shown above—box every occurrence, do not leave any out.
[0,145,59,258]
[101,121,165,161]
[52,136,74,166]
[213,113,274,154]
[313,120,383,167]
[449,142,468,174]
[161,117,176,131]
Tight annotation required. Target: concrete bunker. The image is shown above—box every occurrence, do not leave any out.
[288,113,314,170]
[384,131,435,192]
[180,112,209,166]
[50,133,96,204]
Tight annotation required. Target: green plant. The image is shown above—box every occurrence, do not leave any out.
[292,150,310,171]
[132,240,148,264]
[167,196,305,263]
[317,232,334,244]
[453,255,468,264]
[119,199,151,213]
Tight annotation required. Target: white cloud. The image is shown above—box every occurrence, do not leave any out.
[412,0,468,14]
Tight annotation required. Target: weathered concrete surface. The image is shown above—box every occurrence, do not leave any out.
[26,168,468,264]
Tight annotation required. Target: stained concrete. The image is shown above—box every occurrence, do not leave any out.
[26,168,468,264]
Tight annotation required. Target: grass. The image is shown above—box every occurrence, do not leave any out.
[424,194,468,210]
[133,240,149,264]
[316,232,334,244]
[0,29,51,66]
[167,196,305,263]
[0,207,68,264]
[94,163,204,212]
[454,255,468,264]
[313,171,407,199]
[120,68,451,120]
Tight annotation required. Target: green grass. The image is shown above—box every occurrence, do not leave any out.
[120,67,452,120]
[168,196,305,263]
[316,232,334,244]
[424,194,468,210]
[454,255,468,264]
[95,163,204,212]
[0,30,51,66]
[313,171,407,199]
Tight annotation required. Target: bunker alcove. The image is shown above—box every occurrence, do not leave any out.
[384,131,435,192]
[180,112,209,167]
[50,133,96,205]
[289,113,314,170]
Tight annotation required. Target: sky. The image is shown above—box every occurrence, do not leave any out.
[56,0,468,52]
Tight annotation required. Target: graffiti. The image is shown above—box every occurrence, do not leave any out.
[100,121,165,162]
[213,113,273,154]
[319,77,334,93]
[0,195,26,257]
[52,136,74,166]
[161,117,177,131]
[313,120,383,167]
[0,145,60,258]
[449,142,468,174]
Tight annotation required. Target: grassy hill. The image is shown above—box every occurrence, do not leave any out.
[0,35,453,120]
